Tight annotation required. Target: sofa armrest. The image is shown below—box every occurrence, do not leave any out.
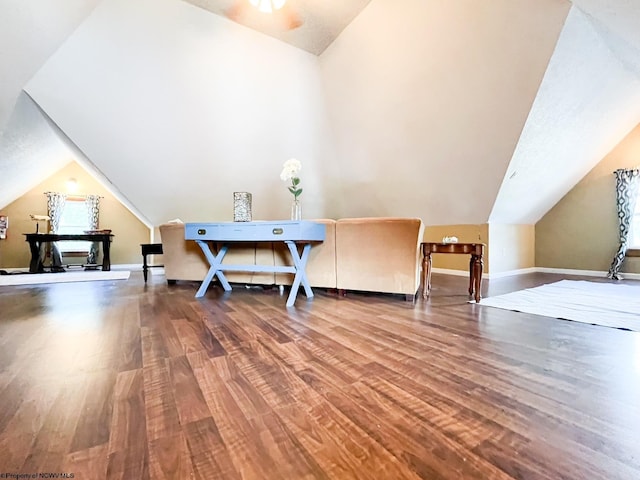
[159,223,209,282]
[336,217,424,295]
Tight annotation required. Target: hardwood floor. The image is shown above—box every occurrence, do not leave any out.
[0,272,639,479]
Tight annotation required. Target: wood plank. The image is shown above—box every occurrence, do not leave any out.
[21,375,91,473]
[0,384,58,471]
[143,364,181,442]
[166,355,211,425]
[183,417,241,480]
[188,351,326,479]
[149,433,196,480]
[63,443,109,479]
[69,369,117,453]
[106,369,149,480]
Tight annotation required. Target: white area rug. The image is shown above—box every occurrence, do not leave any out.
[0,270,130,286]
[479,280,640,331]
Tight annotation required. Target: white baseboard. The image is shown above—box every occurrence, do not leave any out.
[431,268,469,277]
[112,263,141,271]
[534,267,606,277]
[1,267,30,273]
[1,263,142,272]
[536,267,640,280]
[433,266,640,281]
[485,267,538,279]
[432,267,537,279]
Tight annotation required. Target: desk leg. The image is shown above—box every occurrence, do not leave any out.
[102,239,111,271]
[285,241,313,307]
[195,242,231,298]
[28,240,43,273]
[422,252,432,299]
[472,254,483,303]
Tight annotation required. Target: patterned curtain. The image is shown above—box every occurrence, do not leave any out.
[46,192,67,269]
[85,195,101,264]
[607,168,640,280]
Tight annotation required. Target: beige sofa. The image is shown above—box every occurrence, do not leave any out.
[158,217,424,298]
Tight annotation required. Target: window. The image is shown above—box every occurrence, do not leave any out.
[57,198,91,253]
[631,195,640,248]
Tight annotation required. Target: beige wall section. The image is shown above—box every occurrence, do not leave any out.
[423,224,489,273]
[536,122,640,273]
[488,224,535,274]
[0,161,150,269]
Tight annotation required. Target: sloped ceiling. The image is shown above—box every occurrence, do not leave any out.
[489,6,640,224]
[23,0,334,225]
[1,0,640,229]
[0,0,101,133]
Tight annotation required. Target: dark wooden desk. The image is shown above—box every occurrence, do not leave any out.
[140,243,163,283]
[24,233,113,273]
[421,242,485,303]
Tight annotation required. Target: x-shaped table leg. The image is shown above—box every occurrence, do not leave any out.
[195,241,231,298]
[285,241,313,307]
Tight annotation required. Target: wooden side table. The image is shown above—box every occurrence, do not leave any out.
[421,242,485,303]
[141,243,163,283]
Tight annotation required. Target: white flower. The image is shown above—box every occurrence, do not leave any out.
[280,158,303,199]
[280,158,301,181]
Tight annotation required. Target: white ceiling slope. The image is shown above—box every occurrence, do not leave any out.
[0,93,74,209]
[572,0,640,53]
[489,5,640,224]
[0,91,152,227]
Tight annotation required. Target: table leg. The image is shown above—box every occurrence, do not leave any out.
[142,253,149,283]
[28,240,43,273]
[285,241,313,307]
[468,255,475,296]
[102,239,111,271]
[422,252,432,299]
[472,254,483,303]
[194,242,231,298]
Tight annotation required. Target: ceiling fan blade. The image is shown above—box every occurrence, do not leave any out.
[225,0,303,31]
[225,0,247,22]
[279,4,303,30]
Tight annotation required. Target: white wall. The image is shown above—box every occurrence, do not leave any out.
[25,0,333,225]
[318,0,570,224]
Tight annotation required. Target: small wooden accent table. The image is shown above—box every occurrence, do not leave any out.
[421,242,485,303]
[140,243,163,283]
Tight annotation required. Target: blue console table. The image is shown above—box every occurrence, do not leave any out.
[185,221,326,307]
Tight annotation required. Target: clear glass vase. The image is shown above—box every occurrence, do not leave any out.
[291,198,301,221]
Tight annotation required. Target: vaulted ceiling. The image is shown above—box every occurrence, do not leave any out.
[1,0,639,228]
